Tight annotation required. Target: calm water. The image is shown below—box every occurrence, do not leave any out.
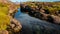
[14,8,60,34]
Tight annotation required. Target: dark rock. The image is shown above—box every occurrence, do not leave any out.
[47,15,54,23]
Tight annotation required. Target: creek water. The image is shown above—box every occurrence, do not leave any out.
[14,8,60,34]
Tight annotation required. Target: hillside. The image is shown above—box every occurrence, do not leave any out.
[0,0,21,34]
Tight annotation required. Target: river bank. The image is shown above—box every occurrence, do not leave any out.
[20,2,60,25]
[0,0,22,34]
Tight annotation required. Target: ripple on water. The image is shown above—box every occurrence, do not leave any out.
[14,8,60,34]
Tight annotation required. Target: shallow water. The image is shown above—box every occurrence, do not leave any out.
[14,8,60,34]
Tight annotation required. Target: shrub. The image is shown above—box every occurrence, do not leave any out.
[0,7,9,15]
[0,3,10,30]
[0,13,10,30]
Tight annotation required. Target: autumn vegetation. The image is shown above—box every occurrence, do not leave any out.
[0,0,21,34]
[0,2,10,30]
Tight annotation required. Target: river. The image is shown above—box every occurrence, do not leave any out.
[14,8,60,34]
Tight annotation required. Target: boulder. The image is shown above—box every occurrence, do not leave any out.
[0,30,9,34]
[51,15,60,24]
[7,18,22,33]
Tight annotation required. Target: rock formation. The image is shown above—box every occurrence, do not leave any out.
[20,2,60,25]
